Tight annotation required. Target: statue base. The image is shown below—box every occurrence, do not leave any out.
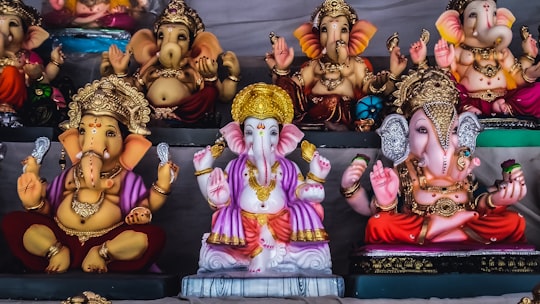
[346,243,540,299]
[181,272,344,297]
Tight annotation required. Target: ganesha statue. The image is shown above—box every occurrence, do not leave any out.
[341,68,526,245]
[102,0,240,128]
[43,0,146,31]
[0,0,66,127]
[265,0,408,131]
[435,0,540,118]
[1,75,179,273]
[193,83,332,273]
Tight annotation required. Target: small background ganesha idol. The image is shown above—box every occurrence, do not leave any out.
[193,83,332,273]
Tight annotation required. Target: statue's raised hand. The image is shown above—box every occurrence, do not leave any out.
[193,146,215,172]
[491,164,527,207]
[409,39,427,66]
[341,157,368,190]
[207,168,230,208]
[308,152,331,181]
[522,34,539,58]
[389,46,407,76]
[434,38,455,69]
[107,44,132,75]
[18,172,43,210]
[196,56,218,79]
[125,206,152,225]
[370,160,399,206]
[221,51,240,79]
[298,183,325,204]
[272,36,294,71]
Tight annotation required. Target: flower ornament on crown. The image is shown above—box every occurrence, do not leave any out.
[153,0,205,37]
[0,0,41,27]
[392,68,460,151]
[62,75,152,136]
[231,83,294,125]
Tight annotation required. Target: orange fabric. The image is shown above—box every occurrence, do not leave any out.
[238,210,291,256]
[0,66,26,109]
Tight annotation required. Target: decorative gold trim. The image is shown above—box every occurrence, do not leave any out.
[55,217,123,245]
[306,172,326,184]
[194,168,213,176]
[151,182,171,196]
[25,198,45,211]
[340,180,361,198]
[46,241,63,259]
[231,83,294,124]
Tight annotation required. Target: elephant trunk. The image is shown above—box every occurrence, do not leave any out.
[78,151,105,189]
[476,25,513,51]
[159,43,183,69]
[251,136,276,187]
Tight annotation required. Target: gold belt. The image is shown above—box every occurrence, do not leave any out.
[468,89,507,102]
[412,198,467,217]
[240,208,288,226]
[55,217,123,244]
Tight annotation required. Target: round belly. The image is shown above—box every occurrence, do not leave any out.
[461,68,508,92]
[147,78,192,107]
[239,187,287,214]
[56,199,123,231]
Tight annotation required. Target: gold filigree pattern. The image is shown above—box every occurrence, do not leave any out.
[312,0,357,28]
[63,75,151,135]
[231,83,294,124]
[0,0,41,27]
[154,0,205,37]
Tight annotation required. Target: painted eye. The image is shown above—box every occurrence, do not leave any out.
[270,129,278,136]
[106,130,116,137]
[320,26,327,33]
[245,129,253,136]
[416,126,428,134]
[157,32,164,40]
[78,128,85,135]
[178,34,187,41]
[341,26,349,34]
[452,127,458,135]
[468,12,477,18]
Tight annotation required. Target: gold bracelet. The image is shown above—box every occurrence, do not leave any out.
[340,180,361,198]
[389,72,399,82]
[485,193,497,209]
[306,172,326,184]
[116,72,128,78]
[46,241,63,259]
[151,182,171,196]
[374,197,398,211]
[417,60,429,70]
[26,198,45,211]
[194,168,213,176]
[51,60,62,67]
[369,82,386,94]
[521,54,536,62]
[473,192,488,209]
[204,75,218,82]
[98,242,111,261]
[227,74,241,82]
[272,65,290,76]
[522,70,536,83]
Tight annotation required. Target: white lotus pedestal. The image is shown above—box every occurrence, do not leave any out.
[181,272,344,297]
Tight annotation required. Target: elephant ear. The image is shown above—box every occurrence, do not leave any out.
[294,23,322,59]
[128,29,158,65]
[495,8,516,28]
[277,123,304,157]
[436,10,464,45]
[191,32,223,62]
[348,20,377,56]
[376,114,409,165]
[58,128,82,164]
[457,112,483,154]
[119,134,152,171]
[220,121,245,155]
[22,26,49,50]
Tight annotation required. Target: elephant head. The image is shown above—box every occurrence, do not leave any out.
[220,83,303,186]
[436,0,515,50]
[293,0,377,60]
[58,75,152,189]
[128,0,221,71]
[378,68,483,179]
[0,0,49,57]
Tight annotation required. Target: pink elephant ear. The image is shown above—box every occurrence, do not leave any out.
[22,26,50,50]
[277,124,304,156]
[348,20,377,56]
[220,121,246,155]
[294,23,322,59]
[495,8,515,28]
[436,10,464,45]
[191,31,223,62]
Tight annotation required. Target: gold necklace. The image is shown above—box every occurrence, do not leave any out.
[412,160,465,194]
[247,161,279,206]
[460,44,501,78]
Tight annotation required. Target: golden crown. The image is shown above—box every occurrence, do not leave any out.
[447,0,496,15]
[393,68,459,118]
[231,83,294,125]
[63,75,151,135]
[154,0,204,36]
[0,0,41,27]
[312,0,357,28]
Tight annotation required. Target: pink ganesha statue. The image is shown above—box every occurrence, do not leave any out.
[193,83,332,273]
[1,75,179,273]
[434,0,540,118]
[341,68,526,245]
[102,0,240,128]
[265,0,408,131]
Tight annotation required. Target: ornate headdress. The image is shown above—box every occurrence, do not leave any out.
[154,0,204,37]
[231,83,294,125]
[392,68,460,151]
[447,0,496,15]
[0,0,41,27]
[312,0,357,28]
[63,75,151,135]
